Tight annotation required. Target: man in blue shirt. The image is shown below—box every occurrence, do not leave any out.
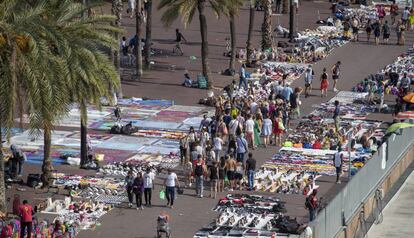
[282,84,293,102]
[239,64,248,91]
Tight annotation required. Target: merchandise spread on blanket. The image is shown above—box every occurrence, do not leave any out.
[194,194,304,238]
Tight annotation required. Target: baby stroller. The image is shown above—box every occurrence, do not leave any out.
[156,215,171,238]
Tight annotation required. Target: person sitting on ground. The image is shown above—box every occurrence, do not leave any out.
[182,70,194,87]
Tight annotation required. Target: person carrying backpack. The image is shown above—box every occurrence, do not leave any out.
[194,158,206,198]
[305,190,319,222]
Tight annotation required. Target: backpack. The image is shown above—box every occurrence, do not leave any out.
[195,164,203,177]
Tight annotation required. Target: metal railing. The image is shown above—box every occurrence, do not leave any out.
[308,126,414,238]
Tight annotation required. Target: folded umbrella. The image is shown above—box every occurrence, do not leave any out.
[385,122,414,134]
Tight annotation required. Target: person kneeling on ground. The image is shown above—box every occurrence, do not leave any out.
[182,71,194,87]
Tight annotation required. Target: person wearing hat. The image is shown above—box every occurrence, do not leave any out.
[333,147,343,184]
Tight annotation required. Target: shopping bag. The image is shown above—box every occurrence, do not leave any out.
[159,190,166,200]
[224,176,229,185]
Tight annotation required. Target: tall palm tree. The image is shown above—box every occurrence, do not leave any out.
[45,0,120,167]
[261,0,273,51]
[135,0,143,80]
[144,0,153,69]
[0,0,72,188]
[246,0,256,65]
[223,0,244,74]
[112,0,124,98]
[158,0,223,88]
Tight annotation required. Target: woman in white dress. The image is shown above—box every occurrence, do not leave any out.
[128,0,135,18]
[262,115,272,147]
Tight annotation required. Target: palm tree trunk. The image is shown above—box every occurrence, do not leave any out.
[228,13,236,73]
[144,0,153,69]
[0,124,6,212]
[246,1,255,65]
[282,0,288,14]
[262,0,273,51]
[112,0,124,98]
[197,0,211,88]
[135,0,143,80]
[80,117,88,167]
[41,127,53,187]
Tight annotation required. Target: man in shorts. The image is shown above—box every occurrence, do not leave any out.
[174,29,187,56]
[331,61,341,92]
[225,155,237,191]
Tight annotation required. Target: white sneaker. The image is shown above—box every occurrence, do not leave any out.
[333,88,338,92]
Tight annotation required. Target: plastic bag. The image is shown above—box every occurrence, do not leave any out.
[159,190,166,200]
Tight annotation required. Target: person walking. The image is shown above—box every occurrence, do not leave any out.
[366,20,372,43]
[179,135,189,165]
[213,134,224,160]
[236,133,249,164]
[245,152,256,191]
[127,0,135,18]
[333,100,341,133]
[372,20,381,45]
[305,190,318,222]
[174,29,187,55]
[194,158,206,198]
[125,170,135,208]
[225,155,237,191]
[290,87,302,120]
[396,20,406,45]
[382,20,390,44]
[239,64,248,91]
[334,147,343,184]
[331,61,341,92]
[10,144,26,177]
[320,68,329,97]
[262,114,273,147]
[143,168,155,207]
[351,17,359,41]
[209,161,219,199]
[245,114,255,149]
[133,172,144,210]
[390,1,399,25]
[164,169,180,208]
[400,72,411,93]
[304,65,314,97]
[402,7,410,28]
[273,111,285,146]
[218,156,226,192]
[19,200,34,238]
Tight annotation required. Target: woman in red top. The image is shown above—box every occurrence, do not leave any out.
[320,68,329,97]
[312,139,322,149]
[273,111,284,146]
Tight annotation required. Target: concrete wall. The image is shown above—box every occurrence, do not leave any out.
[336,144,414,238]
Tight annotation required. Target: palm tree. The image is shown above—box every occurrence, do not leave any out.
[144,0,153,69]
[261,0,273,51]
[112,0,124,98]
[158,0,223,88]
[223,0,244,74]
[0,0,73,188]
[246,0,256,65]
[45,0,120,167]
[135,0,143,80]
